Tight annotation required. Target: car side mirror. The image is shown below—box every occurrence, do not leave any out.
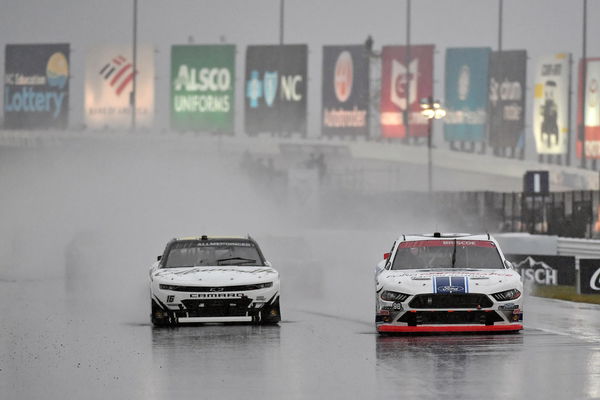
[157,255,162,262]
[264,260,273,267]
[504,260,514,269]
[383,252,391,260]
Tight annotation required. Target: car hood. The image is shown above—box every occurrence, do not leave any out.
[153,266,278,286]
[377,269,521,294]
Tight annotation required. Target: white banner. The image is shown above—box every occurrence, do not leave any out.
[85,45,154,129]
[533,53,570,154]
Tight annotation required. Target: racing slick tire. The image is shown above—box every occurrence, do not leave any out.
[151,299,173,327]
[259,298,281,325]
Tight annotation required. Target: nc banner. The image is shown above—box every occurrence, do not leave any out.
[85,45,154,129]
[380,45,434,138]
[488,50,527,148]
[4,43,70,129]
[321,45,369,137]
[444,47,490,142]
[244,44,307,136]
[506,254,575,286]
[171,45,235,134]
[577,58,600,159]
[533,54,570,154]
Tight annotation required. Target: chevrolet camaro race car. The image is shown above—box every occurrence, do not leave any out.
[150,235,281,326]
[375,233,523,334]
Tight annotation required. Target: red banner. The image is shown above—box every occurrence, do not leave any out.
[577,58,600,159]
[379,45,434,138]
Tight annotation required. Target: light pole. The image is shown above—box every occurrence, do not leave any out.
[131,0,138,132]
[420,97,447,193]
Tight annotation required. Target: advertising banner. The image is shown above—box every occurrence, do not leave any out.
[444,47,490,142]
[380,45,434,138]
[245,44,307,136]
[85,45,154,129]
[170,45,235,133]
[533,54,570,154]
[321,45,369,137]
[579,259,600,294]
[506,254,575,286]
[4,43,69,129]
[577,58,600,159]
[488,50,527,148]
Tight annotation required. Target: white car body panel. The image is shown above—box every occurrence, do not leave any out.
[375,233,523,333]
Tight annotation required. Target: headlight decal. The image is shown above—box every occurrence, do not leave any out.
[380,291,410,302]
[492,288,521,301]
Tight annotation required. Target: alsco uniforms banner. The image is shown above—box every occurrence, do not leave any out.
[171,45,235,133]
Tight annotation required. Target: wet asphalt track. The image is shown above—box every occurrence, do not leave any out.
[2,276,600,400]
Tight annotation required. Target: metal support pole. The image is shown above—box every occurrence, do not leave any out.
[428,116,433,193]
[582,0,588,168]
[131,0,137,132]
[498,0,503,52]
[404,0,411,140]
[279,0,285,45]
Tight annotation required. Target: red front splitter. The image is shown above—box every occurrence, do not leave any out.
[377,324,523,333]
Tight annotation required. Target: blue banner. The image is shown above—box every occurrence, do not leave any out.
[444,47,491,142]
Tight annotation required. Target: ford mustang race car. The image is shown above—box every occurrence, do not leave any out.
[375,233,523,334]
[150,235,280,326]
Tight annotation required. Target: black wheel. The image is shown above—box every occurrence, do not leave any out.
[151,299,172,327]
[260,298,281,324]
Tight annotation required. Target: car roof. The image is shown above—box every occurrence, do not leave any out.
[176,235,249,241]
[397,233,495,242]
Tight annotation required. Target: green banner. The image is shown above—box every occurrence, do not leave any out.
[171,45,235,133]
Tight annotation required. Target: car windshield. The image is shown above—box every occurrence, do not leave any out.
[391,240,504,270]
[163,240,264,268]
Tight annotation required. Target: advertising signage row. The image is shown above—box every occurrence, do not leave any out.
[2,42,598,158]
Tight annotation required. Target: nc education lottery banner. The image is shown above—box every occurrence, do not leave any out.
[85,45,154,129]
[380,45,434,138]
[321,45,369,137]
[533,54,570,155]
[488,50,527,148]
[444,47,490,142]
[4,43,70,129]
[244,44,307,136]
[170,45,235,133]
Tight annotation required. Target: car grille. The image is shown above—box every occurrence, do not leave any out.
[408,294,493,309]
[398,311,504,325]
[180,298,254,317]
[165,284,268,292]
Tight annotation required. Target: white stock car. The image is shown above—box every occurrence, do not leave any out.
[150,235,281,326]
[375,233,523,334]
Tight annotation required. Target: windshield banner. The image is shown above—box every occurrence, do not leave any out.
[577,58,600,159]
[170,45,235,134]
[399,240,495,248]
[244,44,307,136]
[379,44,434,138]
[321,45,369,137]
[444,47,490,142]
[4,43,70,129]
[533,54,571,154]
[506,254,575,286]
[488,50,527,148]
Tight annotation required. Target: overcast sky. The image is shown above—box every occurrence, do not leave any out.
[1,0,599,151]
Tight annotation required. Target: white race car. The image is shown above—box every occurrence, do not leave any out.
[150,235,281,326]
[375,233,523,334]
